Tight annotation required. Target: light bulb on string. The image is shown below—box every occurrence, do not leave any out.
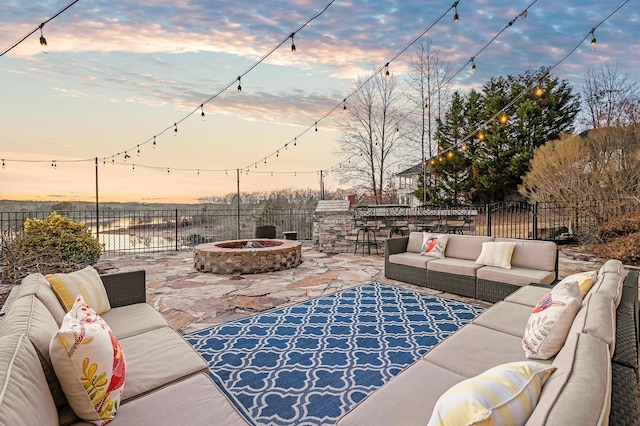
[225,169,228,176]
[470,57,476,73]
[447,151,454,159]
[167,168,170,174]
[343,99,347,110]
[290,33,296,52]
[123,151,130,160]
[173,123,178,135]
[200,105,205,120]
[453,1,459,22]
[478,130,486,141]
[137,145,140,156]
[153,136,157,148]
[38,23,47,47]
[315,122,318,132]
[132,164,135,171]
[534,85,544,98]
[294,138,297,146]
[1,159,4,168]
[197,169,200,176]
[590,28,597,47]
[385,63,390,78]
[498,112,509,125]
[237,76,242,92]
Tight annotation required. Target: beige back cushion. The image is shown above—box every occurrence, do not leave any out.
[444,235,493,260]
[407,232,424,253]
[0,296,67,408]
[568,292,616,357]
[0,334,58,425]
[496,238,557,271]
[18,273,66,325]
[592,259,626,308]
[527,332,611,425]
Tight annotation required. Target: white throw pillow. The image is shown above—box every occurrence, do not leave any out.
[420,233,448,258]
[475,241,516,269]
[427,361,555,426]
[49,296,125,424]
[522,281,581,359]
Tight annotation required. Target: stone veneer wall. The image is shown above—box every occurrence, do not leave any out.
[313,210,355,253]
[313,210,395,254]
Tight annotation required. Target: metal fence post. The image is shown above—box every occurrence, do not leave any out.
[175,209,179,251]
[532,202,538,240]
[486,204,492,237]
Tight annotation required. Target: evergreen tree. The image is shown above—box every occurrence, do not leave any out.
[427,68,580,204]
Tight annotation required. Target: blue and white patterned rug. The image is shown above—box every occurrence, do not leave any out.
[185,282,485,425]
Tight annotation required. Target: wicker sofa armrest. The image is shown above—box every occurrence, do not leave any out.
[100,270,147,308]
[385,237,409,257]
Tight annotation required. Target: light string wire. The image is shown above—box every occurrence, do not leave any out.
[242,1,461,171]
[0,0,80,57]
[324,0,540,173]
[0,1,629,180]
[431,0,631,159]
[108,0,336,161]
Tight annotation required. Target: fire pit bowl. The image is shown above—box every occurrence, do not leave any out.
[194,239,302,274]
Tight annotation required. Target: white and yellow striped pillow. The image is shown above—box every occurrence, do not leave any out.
[46,266,111,314]
[427,361,555,426]
[475,241,516,269]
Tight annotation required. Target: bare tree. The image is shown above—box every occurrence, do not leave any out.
[581,62,640,130]
[405,40,451,203]
[335,72,404,204]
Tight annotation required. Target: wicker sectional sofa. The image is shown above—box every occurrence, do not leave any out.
[0,270,249,425]
[340,260,639,425]
[385,232,559,302]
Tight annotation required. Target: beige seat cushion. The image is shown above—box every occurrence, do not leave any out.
[592,260,626,308]
[76,373,250,426]
[504,285,550,307]
[476,266,556,286]
[0,334,58,425]
[118,326,208,401]
[337,360,465,426]
[101,303,169,340]
[426,258,483,278]
[388,252,433,269]
[472,301,532,337]
[423,324,539,378]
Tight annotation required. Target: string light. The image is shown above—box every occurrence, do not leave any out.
[173,123,178,135]
[237,76,242,92]
[343,99,347,110]
[290,33,296,52]
[590,28,597,46]
[498,113,509,125]
[132,164,135,171]
[1,159,4,168]
[315,122,318,132]
[153,136,157,148]
[123,151,130,160]
[385,63,390,78]
[38,23,47,46]
[453,1,459,22]
[470,57,476,72]
[200,105,205,120]
[534,85,544,97]
[137,145,140,156]
[478,130,486,141]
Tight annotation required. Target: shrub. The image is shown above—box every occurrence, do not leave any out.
[592,213,640,266]
[1,212,101,284]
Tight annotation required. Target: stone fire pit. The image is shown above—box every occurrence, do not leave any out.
[194,239,302,274]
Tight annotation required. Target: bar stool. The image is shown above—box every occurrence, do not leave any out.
[353,206,379,255]
[385,205,410,237]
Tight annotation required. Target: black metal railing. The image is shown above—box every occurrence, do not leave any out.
[2,199,638,255]
[0,208,315,255]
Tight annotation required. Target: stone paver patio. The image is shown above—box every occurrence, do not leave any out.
[95,243,603,334]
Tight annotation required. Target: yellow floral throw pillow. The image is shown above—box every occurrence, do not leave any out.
[49,296,125,425]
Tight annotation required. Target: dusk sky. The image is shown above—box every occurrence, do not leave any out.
[1,0,638,203]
